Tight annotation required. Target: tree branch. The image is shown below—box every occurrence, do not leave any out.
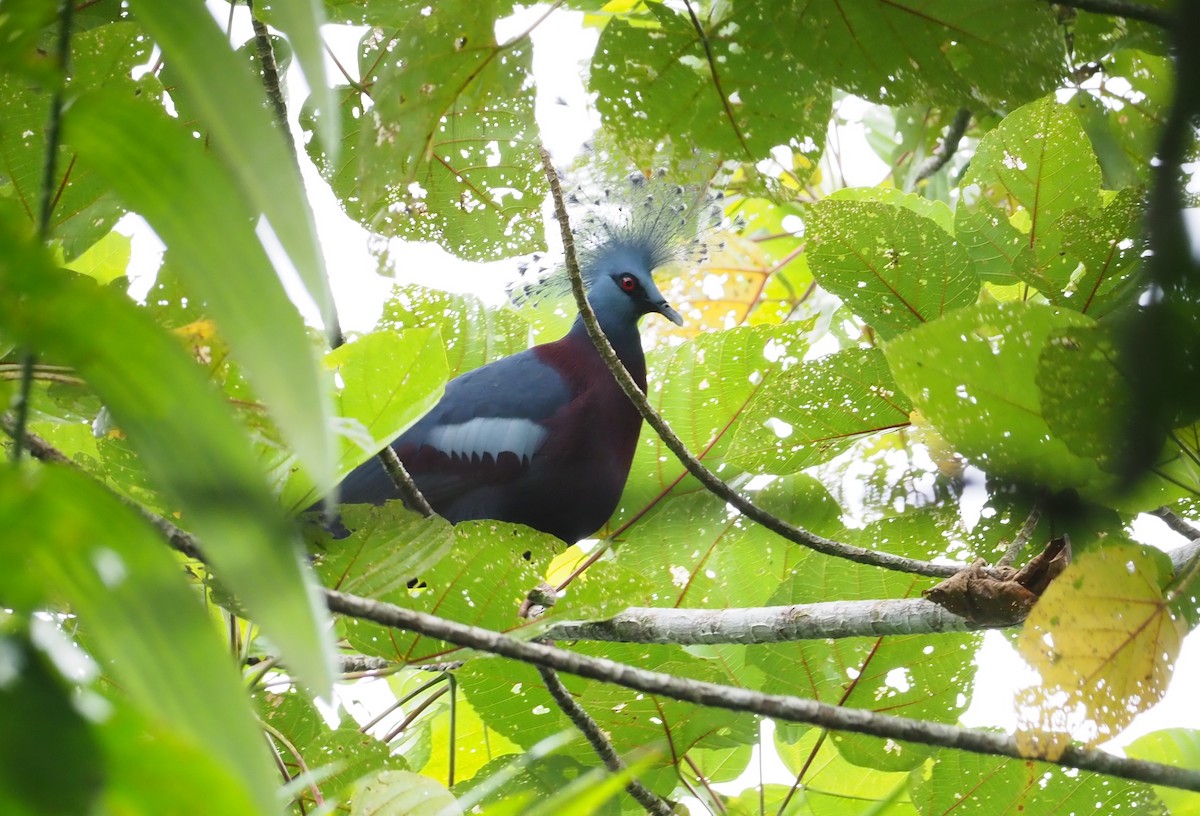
[537,147,960,579]
[323,588,1200,794]
[997,503,1043,567]
[11,419,1199,792]
[913,107,970,185]
[1047,0,1173,28]
[544,598,987,645]
[1153,506,1200,540]
[537,661,673,815]
[246,0,292,157]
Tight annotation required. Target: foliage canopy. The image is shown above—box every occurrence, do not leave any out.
[1,0,1198,814]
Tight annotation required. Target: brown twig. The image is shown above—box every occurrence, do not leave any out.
[913,107,971,185]
[536,659,673,815]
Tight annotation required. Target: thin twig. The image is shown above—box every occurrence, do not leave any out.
[997,504,1044,568]
[537,147,959,579]
[246,0,293,159]
[12,0,74,466]
[681,0,752,160]
[913,107,971,185]
[323,588,1200,794]
[1046,0,1173,28]
[537,659,674,815]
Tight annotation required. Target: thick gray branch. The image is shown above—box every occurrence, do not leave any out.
[323,589,1200,794]
[544,598,986,644]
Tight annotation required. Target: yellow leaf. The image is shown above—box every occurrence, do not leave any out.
[1015,544,1184,756]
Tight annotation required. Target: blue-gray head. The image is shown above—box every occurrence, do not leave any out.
[515,170,719,330]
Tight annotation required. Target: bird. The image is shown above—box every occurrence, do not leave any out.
[330,173,712,543]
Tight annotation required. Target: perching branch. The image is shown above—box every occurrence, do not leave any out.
[1046,0,1173,28]
[11,418,1200,792]
[323,588,1200,795]
[537,661,674,815]
[537,147,959,580]
[912,107,971,185]
[543,598,986,645]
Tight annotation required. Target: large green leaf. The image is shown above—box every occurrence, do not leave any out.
[320,515,556,663]
[729,347,913,474]
[1125,730,1200,816]
[884,301,1100,490]
[0,207,334,698]
[910,750,1162,814]
[964,96,1102,246]
[0,629,103,816]
[788,0,1062,109]
[303,0,545,260]
[592,2,830,166]
[125,0,337,331]
[0,21,151,257]
[806,197,979,339]
[610,322,810,534]
[0,467,277,813]
[65,89,338,500]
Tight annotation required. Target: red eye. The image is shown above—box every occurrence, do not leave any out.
[618,274,638,292]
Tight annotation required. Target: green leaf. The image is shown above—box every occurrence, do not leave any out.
[1072,50,1176,190]
[910,750,1162,814]
[62,228,131,285]
[885,301,1100,490]
[0,207,335,698]
[320,516,556,663]
[303,1,545,261]
[124,0,337,331]
[0,629,104,816]
[612,322,810,533]
[787,0,1062,109]
[1125,729,1200,816]
[282,328,448,511]
[64,89,337,499]
[0,467,277,813]
[378,286,531,378]
[0,21,151,257]
[806,198,979,339]
[592,3,830,166]
[351,770,461,816]
[750,556,974,772]
[729,347,912,474]
[461,643,757,769]
[255,689,392,806]
[954,198,1027,285]
[1035,187,1146,318]
[773,728,913,813]
[964,97,1102,244]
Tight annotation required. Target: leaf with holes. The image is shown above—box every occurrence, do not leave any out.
[591,2,830,166]
[885,301,1100,490]
[807,198,979,340]
[964,97,1102,248]
[608,322,811,534]
[729,347,912,474]
[1016,544,1185,756]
